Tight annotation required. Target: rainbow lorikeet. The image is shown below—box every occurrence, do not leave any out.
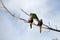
[29,13,43,33]
[28,13,39,29]
[28,16,33,29]
[37,19,43,33]
[30,13,39,21]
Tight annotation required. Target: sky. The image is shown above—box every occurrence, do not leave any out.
[0,0,60,40]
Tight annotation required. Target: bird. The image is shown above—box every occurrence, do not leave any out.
[37,19,43,33]
[28,12,39,29]
[30,13,39,21]
[28,16,33,29]
[28,13,39,29]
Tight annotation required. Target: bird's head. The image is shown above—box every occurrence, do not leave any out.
[30,13,33,16]
[30,13,35,16]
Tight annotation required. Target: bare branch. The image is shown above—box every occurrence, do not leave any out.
[20,8,30,16]
[0,0,14,16]
[0,0,60,32]
[0,0,28,22]
[0,0,27,22]
[43,24,60,32]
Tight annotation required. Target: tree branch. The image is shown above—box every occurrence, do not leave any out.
[0,0,60,32]
[20,8,30,16]
[43,24,60,32]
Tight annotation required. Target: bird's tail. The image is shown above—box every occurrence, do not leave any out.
[30,23,32,29]
[39,26,42,33]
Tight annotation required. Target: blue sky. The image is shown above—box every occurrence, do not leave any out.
[0,0,60,40]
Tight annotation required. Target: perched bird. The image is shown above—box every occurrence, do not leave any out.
[28,13,39,29]
[30,13,39,21]
[37,19,43,33]
[28,16,33,29]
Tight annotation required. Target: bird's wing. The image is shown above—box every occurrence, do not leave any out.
[31,13,39,21]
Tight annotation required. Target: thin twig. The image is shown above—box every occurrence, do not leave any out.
[20,8,30,16]
[0,0,14,16]
[0,0,27,22]
[43,24,60,32]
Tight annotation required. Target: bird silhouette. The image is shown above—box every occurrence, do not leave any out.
[28,16,33,29]
[37,19,43,33]
[30,13,39,21]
